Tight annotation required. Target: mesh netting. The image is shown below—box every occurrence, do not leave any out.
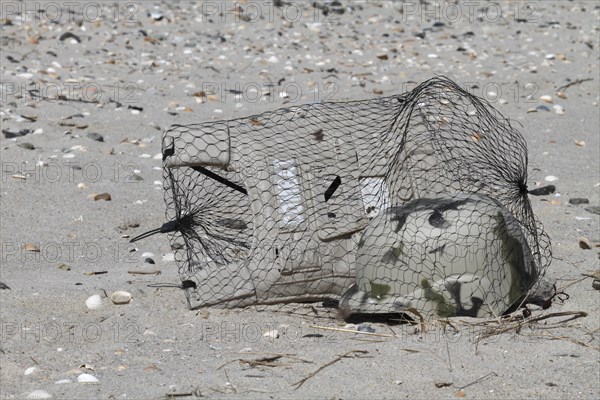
[137,76,551,318]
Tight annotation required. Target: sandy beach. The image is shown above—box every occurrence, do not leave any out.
[1,1,599,399]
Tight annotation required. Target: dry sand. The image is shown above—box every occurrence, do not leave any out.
[0,1,599,399]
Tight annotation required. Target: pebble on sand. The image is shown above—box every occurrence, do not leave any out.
[86,132,104,142]
[85,294,103,310]
[568,198,590,205]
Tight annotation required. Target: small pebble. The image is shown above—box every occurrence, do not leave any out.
[110,291,132,305]
[584,206,600,215]
[357,325,376,333]
[578,237,592,250]
[86,132,104,142]
[568,198,590,205]
[85,294,102,310]
[17,142,35,150]
[528,185,555,196]
[593,280,600,290]
[2,128,32,138]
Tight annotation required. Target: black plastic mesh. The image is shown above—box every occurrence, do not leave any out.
[143,77,551,317]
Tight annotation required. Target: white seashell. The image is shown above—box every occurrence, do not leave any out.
[553,104,565,114]
[85,294,102,310]
[540,95,553,103]
[110,291,132,305]
[27,390,52,399]
[24,366,36,375]
[77,373,99,384]
[544,175,558,182]
[263,329,279,339]
[141,252,155,258]
[54,379,72,384]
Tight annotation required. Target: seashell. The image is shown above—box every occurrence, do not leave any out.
[85,294,102,310]
[26,390,52,399]
[539,95,553,103]
[93,192,111,201]
[578,237,592,250]
[553,104,565,115]
[110,291,132,305]
[24,366,36,375]
[54,379,72,384]
[77,373,99,384]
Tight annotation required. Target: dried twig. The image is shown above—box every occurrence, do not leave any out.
[128,270,162,275]
[457,372,498,390]
[292,350,369,389]
[162,386,202,398]
[309,325,393,337]
[530,332,600,351]
[222,367,237,394]
[557,78,593,92]
[468,311,588,340]
[218,354,311,370]
[405,307,426,334]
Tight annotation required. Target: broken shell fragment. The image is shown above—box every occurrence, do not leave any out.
[26,390,52,399]
[578,237,592,250]
[263,329,279,339]
[110,291,133,305]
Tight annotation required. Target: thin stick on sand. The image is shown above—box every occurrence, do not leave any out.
[292,350,369,389]
[309,325,394,337]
